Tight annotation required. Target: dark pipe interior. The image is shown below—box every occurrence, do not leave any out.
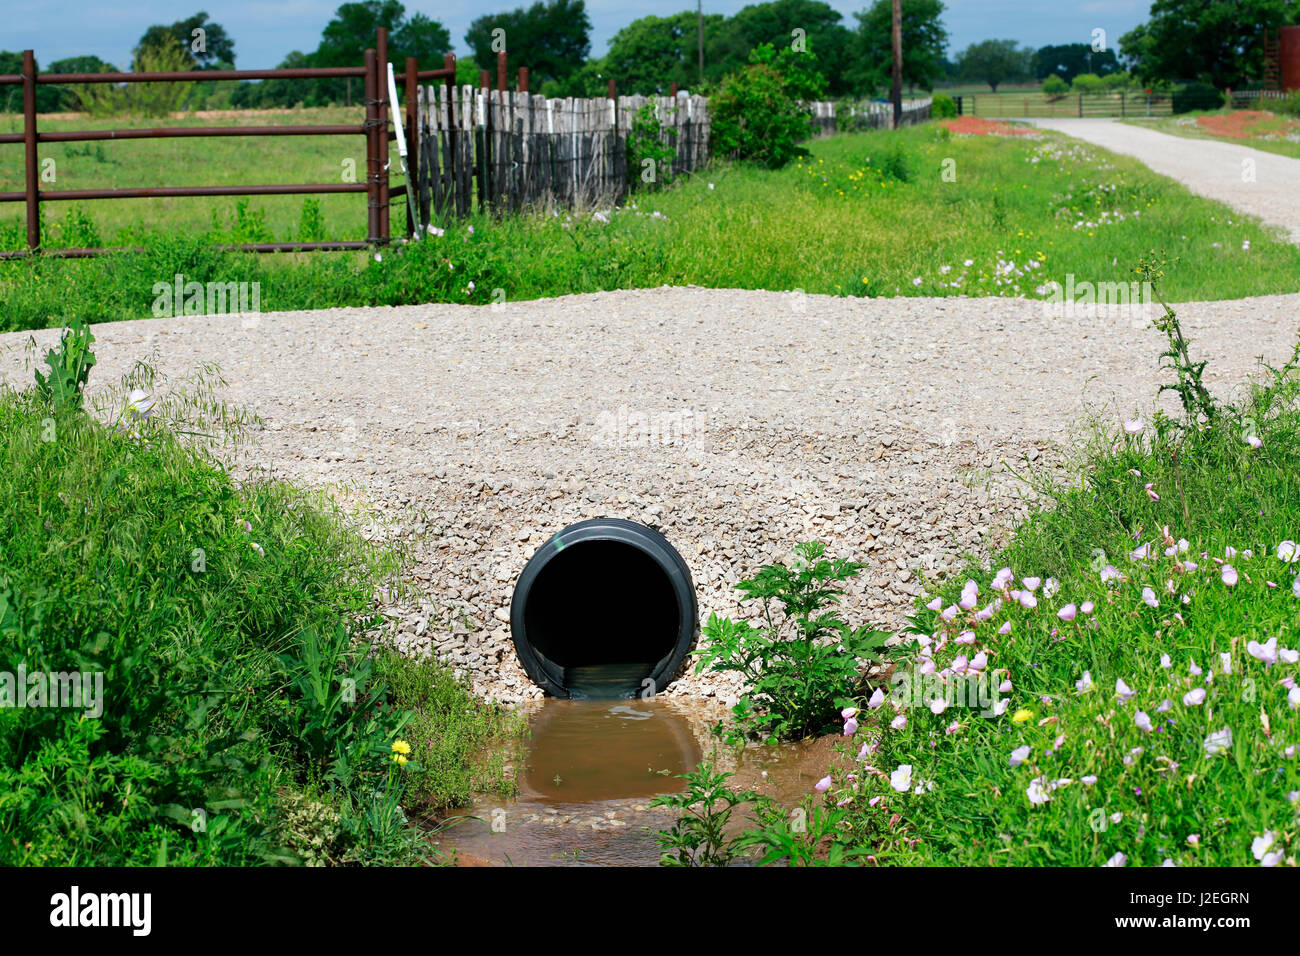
[522,540,680,698]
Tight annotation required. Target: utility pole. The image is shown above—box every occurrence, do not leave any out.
[891,0,902,128]
[698,0,704,86]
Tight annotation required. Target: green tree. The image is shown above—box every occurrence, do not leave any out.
[602,11,724,94]
[720,0,854,95]
[137,13,235,71]
[465,0,591,87]
[748,42,827,100]
[310,2,451,104]
[1071,72,1105,93]
[1119,0,1300,88]
[957,38,1030,92]
[850,0,949,95]
[1030,42,1120,82]
[73,35,194,117]
[232,51,318,109]
[45,56,118,112]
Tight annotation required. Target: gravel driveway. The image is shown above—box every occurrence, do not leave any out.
[4,287,1298,705]
[1030,118,1300,243]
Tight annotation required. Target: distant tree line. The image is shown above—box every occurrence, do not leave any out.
[8,0,1293,116]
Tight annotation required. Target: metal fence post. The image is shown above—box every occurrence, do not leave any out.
[376,28,390,243]
[22,50,38,252]
[364,48,379,244]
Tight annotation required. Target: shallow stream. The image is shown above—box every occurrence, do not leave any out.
[430,697,843,866]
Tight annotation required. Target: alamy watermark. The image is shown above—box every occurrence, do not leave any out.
[590,405,708,452]
[1,664,104,718]
[151,273,261,319]
[1040,274,1156,328]
[889,665,1008,719]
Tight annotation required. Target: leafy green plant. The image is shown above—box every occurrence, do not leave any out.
[876,139,913,183]
[695,541,889,742]
[651,759,762,866]
[1136,252,1219,427]
[744,795,866,866]
[627,102,677,191]
[270,624,410,790]
[931,92,958,117]
[1041,74,1069,98]
[207,197,275,245]
[58,204,102,249]
[708,64,813,169]
[747,42,828,102]
[33,315,96,412]
[296,197,327,242]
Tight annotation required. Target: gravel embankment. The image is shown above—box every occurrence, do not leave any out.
[1030,118,1300,244]
[4,287,1297,706]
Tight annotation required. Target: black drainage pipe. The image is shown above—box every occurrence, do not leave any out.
[509,518,698,699]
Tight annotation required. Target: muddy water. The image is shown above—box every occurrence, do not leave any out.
[431,697,847,866]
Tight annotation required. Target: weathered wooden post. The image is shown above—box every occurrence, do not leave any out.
[405,56,418,236]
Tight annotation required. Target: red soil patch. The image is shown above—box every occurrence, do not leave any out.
[1197,110,1269,138]
[940,116,1034,137]
[1195,109,1300,139]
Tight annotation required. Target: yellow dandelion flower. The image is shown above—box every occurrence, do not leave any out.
[391,739,411,755]
[1012,709,1033,723]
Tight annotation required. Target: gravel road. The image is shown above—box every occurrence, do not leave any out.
[4,287,1298,705]
[1030,118,1300,243]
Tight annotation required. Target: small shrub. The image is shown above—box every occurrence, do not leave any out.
[57,204,101,249]
[33,315,96,412]
[627,102,677,191]
[1071,72,1105,94]
[296,197,327,243]
[1172,81,1221,113]
[695,541,890,742]
[651,759,762,866]
[708,64,813,170]
[1041,74,1069,98]
[931,92,957,118]
[1276,89,1300,117]
[207,197,275,245]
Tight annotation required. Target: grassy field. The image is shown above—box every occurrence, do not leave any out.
[1123,109,1300,161]
[0,108,388,245]
[3,120,1299,332]
[0,340,524,865]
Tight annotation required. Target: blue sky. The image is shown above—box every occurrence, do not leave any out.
[5,0,1152,69]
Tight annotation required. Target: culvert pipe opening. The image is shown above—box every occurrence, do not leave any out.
[509,518,698,699]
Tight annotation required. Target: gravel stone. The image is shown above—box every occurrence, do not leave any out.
[5,286,1298,705]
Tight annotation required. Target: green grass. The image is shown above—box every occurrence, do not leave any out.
[3,123,1298,332]
[0,107,382,243]
[0,347,524,865]
[375,647,527,812]
[818,306,1300,867]
[1122,109,1300,161]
